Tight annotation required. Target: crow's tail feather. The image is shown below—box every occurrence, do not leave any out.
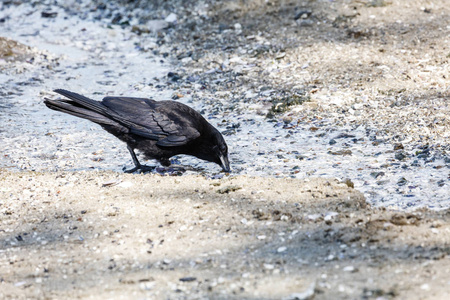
[53,89,110,115]
[49,89,142,131]
[44,98,120,127]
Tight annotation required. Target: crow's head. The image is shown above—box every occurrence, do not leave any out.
[195,127,230,172]
[213,132,230,172]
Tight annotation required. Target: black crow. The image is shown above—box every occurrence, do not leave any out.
[44,89,230,173]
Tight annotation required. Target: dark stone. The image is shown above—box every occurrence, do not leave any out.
[179,277,197,282]
[393,143,404,150]
[41,11,58,18]
[370,172,385,179]
[167,72,181,81]
[294,10,312,20]
[395,152,407,161]
[397,177,408,186]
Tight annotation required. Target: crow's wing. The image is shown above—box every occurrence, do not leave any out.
[102,96,201,146]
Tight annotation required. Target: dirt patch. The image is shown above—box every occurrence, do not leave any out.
[0,37,32,62]
[1,170,449,299]
[0,36,58,74]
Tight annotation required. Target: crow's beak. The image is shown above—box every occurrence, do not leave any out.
[219,154,230,172]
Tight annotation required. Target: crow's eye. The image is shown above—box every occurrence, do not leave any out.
[220,145,227,153]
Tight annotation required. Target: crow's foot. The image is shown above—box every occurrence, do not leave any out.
[123,164,155,173]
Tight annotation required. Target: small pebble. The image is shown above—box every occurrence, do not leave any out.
[277,246,287,253]
[395,152,407,161]
[179,277,196,282]
[343,266,358,272]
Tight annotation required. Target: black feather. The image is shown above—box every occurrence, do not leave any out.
[44,89,230,172]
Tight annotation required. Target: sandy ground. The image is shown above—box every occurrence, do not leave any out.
[1,170,449,299]
[1,0,450,299]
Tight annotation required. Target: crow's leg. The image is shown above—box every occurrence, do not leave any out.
[124,146,155,173]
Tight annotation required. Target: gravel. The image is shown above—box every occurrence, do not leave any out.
[1,1,449,211]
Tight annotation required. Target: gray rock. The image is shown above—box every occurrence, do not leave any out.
[147,20,169,32]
